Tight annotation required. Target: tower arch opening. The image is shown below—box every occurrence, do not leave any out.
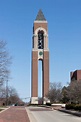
[38,30,44,49]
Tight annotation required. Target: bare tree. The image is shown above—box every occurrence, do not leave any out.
[46,82,62,103]
[0,40,12,106]
[0,86,6,98]
[67,81,81,104]
[0,86,21,106]
[0,40,11,87]
[61,86,70,103]
[62,80,81,104]
[8,87,20,105]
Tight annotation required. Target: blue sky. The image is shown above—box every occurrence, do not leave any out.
[0,0,81,101]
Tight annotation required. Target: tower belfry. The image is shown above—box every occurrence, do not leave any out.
[31,10,49,104]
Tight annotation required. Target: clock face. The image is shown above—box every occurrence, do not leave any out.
[39,51,43,56]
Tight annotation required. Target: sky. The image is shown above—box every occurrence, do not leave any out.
[0,0,81,102]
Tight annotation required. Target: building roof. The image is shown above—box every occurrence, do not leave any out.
[35,9,46,21]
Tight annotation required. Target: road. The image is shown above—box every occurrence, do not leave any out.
[26,107,81,122]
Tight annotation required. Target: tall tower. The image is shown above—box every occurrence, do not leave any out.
[31,10,49,104]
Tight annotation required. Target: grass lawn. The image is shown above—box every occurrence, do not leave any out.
[0,106,7,112]
[0,109,3,112]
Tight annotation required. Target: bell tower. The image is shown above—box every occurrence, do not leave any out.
[31,10,49,104]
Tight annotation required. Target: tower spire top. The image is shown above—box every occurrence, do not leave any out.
[35,9,46,21]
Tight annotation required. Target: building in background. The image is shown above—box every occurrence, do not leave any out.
[70,70,81,82]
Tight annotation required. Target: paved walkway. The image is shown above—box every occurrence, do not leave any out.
[0,106,30,122]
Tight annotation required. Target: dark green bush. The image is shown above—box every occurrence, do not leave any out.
[66,104,75,110]
[46,102,51,106]
[66,104,81,111]
[74,104,81,111]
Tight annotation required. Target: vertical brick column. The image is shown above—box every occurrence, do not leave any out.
[31,51,38,104]
[43,51,49,98]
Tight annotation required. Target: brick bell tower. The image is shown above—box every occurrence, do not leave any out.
[31,10,49,104]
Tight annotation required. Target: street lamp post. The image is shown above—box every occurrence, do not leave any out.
[6,79,8,106]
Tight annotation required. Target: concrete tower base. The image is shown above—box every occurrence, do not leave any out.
[31,97,38,104]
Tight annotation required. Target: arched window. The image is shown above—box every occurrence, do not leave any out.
[38,31,44,49]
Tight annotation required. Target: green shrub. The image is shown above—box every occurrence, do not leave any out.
[74,104,81,111]
[66,104,81,111]
[66,104,75,110]
[46,102,51,106]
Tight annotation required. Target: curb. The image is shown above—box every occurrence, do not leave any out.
[25,107,37,122]
[58,109,81,117]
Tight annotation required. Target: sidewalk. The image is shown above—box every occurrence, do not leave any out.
[0,106,30,122]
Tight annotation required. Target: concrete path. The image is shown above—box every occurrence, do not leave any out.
[0,106,30,122]
[27,106,81,122]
